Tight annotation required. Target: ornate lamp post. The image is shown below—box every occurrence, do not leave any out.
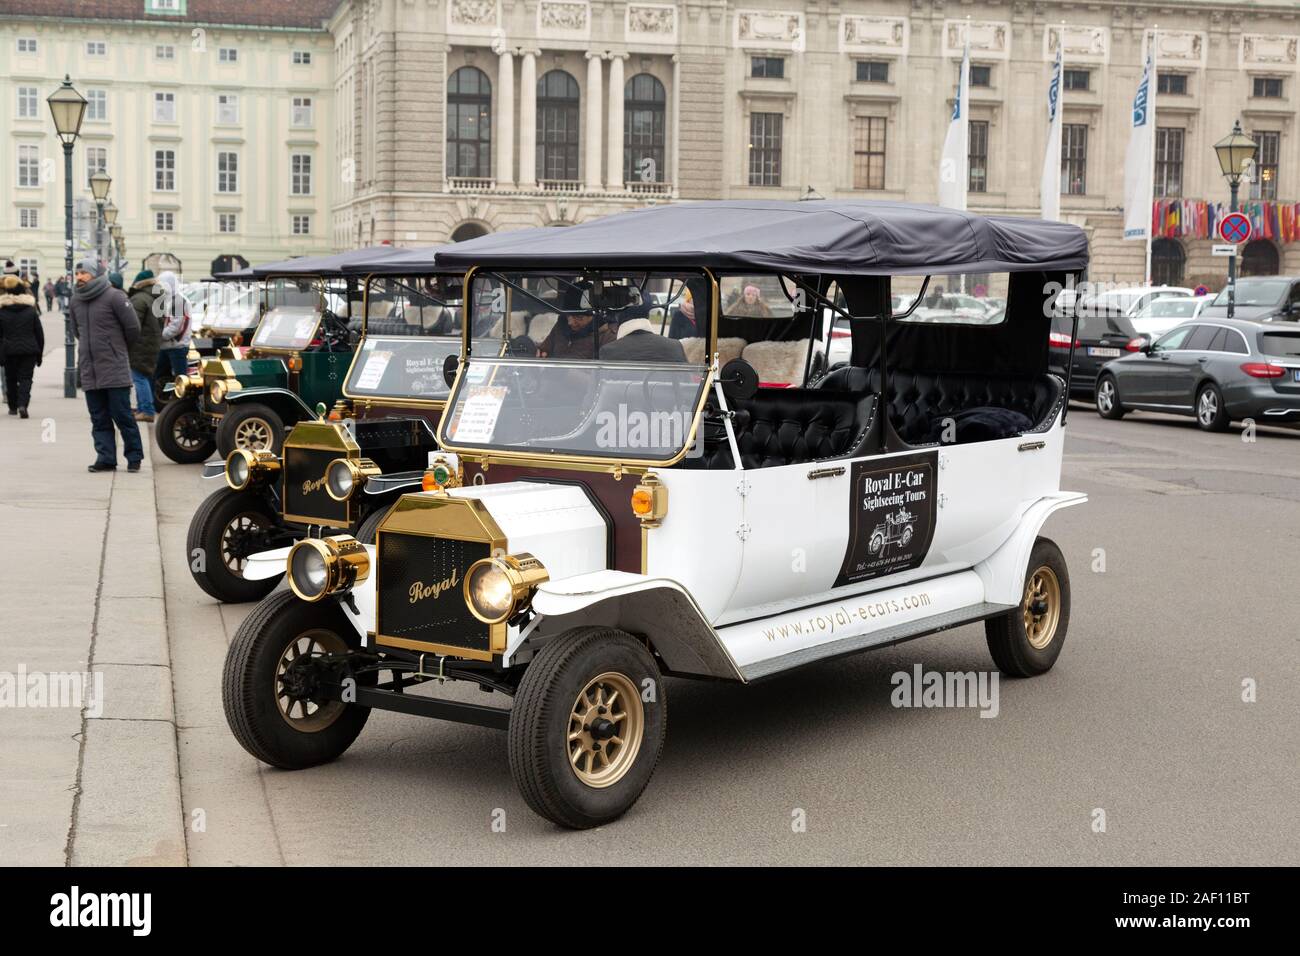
[47,76,88,398]
[110,224,124,272]
[1213,121,1259,320]
[90,170,112,268]
[104,202,120,271]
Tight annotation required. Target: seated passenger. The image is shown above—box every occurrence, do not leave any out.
[537,288,616,359]
[669,286,699,339]
[728,284,773,318]
[601,317,687,363]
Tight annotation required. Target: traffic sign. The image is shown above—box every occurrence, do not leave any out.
[1211,244,1238,257]
[1194,285,1209,296]
[1219,212,1252,244]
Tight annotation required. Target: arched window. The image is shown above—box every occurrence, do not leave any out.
[451,222,489,242]
[624,73,666,185]
[1240,239,1279,277]
[1150,238,1185,286]
[537,70,580,182]
[447,66,491,179]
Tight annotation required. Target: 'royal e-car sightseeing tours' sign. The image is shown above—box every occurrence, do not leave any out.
[836,451,938,587]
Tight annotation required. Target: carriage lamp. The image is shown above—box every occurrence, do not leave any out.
[325,457,381,501]
[464,553,549,625]
[631,473,669,528]
[287,535,370,603]
[422,456,462,492]
[225,449,280,491]
[173,372,203,398]
[209,378,239,404]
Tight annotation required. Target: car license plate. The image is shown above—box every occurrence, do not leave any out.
[1293,369,1300,383]
[1088,347,1122,358]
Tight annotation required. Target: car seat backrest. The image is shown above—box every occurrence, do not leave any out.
[742,339,810,386]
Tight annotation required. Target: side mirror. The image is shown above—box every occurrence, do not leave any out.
[443,353,459,388]
[719,358,758,401]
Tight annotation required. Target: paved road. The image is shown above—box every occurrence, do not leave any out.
[149,407,1299,865]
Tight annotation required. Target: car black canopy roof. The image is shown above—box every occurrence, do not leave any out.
[220,245,406,280]
[430,200,1089,276]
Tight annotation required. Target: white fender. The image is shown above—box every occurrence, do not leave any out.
[242,546,292,581]
[973,491,1086,605]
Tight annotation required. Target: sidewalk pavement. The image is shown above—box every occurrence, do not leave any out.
[0,308,186,866]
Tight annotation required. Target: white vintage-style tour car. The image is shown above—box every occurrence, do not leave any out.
[223,201,1089,828]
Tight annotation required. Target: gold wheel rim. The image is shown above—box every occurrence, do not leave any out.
[568,671,643,789]
[220,512,267,574]
[274,628,347,732]
[1022,565,1061,650]
[235,417,273,451]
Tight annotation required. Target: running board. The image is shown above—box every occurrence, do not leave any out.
[738,601,1014,682]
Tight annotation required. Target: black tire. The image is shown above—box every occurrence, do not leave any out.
[985,537,1070,678]
[187,487,284,603]
[216,403,285,458]
[155,397,217,464]
[509,627,666,829]
[1195,382,1230,432]
[354,503,393,544]
[1094,374,1126,420]
[222,590,369,770]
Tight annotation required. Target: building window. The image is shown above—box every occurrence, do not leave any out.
[1063,69,1090,92]
[293,50,312,65]
[856,60,889,83]
[624,72,666,184]
[537,69,581,182]
[852,116,886,190]
[446,66,492,179]
[290,154,313,195]
[18,257,38,276]
[86,41,107,57]
[1154,127,1183,198]
[1150,238,1185,286]
[154,149,176,191]
[291,96,314,127]
[1253,76,1283,99]
[1157,73,1187,95]
[747,112,783,187]
[1062,123,1087,195]
[292,214,311,235]
[751,56,785,79]
[216,93,239,124]
[155,211,175,232]
[968,64,992,88]
[153,91,176,123]
[217,151,238,193]
[19,208,38,229]
[149,0,182,10]
[1251,130,1280,201]
[17,38,37,54]
[86,89,108,121]
[156,44,175,61]
[86,146,108,187]
[16,86,39,119]
[968,119,989,193]
[218,212,238,233]
[219,47,238,64]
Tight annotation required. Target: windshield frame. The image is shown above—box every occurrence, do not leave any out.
[437,265,719,469]
[197,279,262,335]
[249,274,334,353]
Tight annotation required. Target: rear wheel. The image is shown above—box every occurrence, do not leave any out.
[222,590,369,769]
[1095,374,1125,420]
[216,403,285,458]
[187,487,284,602]
[985,537,1070,678]
[155,397,216,464]
[1195,382,1230,432]
[508,627,666,829]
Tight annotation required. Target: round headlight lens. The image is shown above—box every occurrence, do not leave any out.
[467,561,516,624]
[210,379,227,403]
[173,374,189,397]
[326,459,355,500]
[226,451,251,490]
[289,542,329,601]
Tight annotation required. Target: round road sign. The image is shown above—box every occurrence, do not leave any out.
[1219,212,1252,244]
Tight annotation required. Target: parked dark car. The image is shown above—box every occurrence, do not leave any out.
[1094,318,1300,431]
[1198,276,1300,323]
[1049,303,1145,399]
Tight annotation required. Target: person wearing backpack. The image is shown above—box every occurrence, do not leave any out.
[154,269,192,383]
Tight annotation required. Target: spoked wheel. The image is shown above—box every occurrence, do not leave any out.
[187,487,284,602]
[223,590,369,769]
[1095,375,1125,420]
[1196,383,1230,432]
[869,531,886,555]
[985,537,1070,677]
[509,627,666,829]
[216,403,285,458]
[155,397,217,464]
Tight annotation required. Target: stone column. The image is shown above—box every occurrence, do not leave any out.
[585,52,604,190]
[606,54,626,190]
[496,49,515,185]
[671,54,680,191]
[518,50,538,187]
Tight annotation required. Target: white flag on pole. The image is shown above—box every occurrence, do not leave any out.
[1123,45,1155,240]
[938,41,970,211]
[1040,46,1064,221]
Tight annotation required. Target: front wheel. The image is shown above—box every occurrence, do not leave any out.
[155,397,217,463]
[1095,374,1126,420]
[187,487,285,602]
[222,590,370,769]
[508,627,666,829]
[985,537,1070,678]
[1195,382,1230,432]
[216,403,285,458]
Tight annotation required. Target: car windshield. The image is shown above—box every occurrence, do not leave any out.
[252,278,324,349]
[1139,298,1199,319]
[202,282,261,333]
[1259,331,1300,357]
[441,269,711,461]
[1212,280,1289,307]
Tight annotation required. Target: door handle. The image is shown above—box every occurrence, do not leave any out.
[806,466,845,480]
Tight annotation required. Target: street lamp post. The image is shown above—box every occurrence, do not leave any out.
[90,170,112,270]
[1213,121,1260,320]
[110,225,123,272]
[47,76,88,398]
[105,203,120,271]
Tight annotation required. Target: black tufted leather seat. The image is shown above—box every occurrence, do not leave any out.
[728,388,877,469]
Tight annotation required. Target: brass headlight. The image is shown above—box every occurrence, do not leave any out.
[209,378,227,403]
[464,552,549,625]
[225,448,280,491]
[325,457,381,501]
[286,535,370,603]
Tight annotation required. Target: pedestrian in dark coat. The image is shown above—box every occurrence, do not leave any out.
[127,270,163,420]
[0,275,44,418]
[70,257,144,473]
[42,279,55,312]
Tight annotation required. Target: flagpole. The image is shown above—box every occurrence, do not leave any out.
[1145,25,1158,285]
